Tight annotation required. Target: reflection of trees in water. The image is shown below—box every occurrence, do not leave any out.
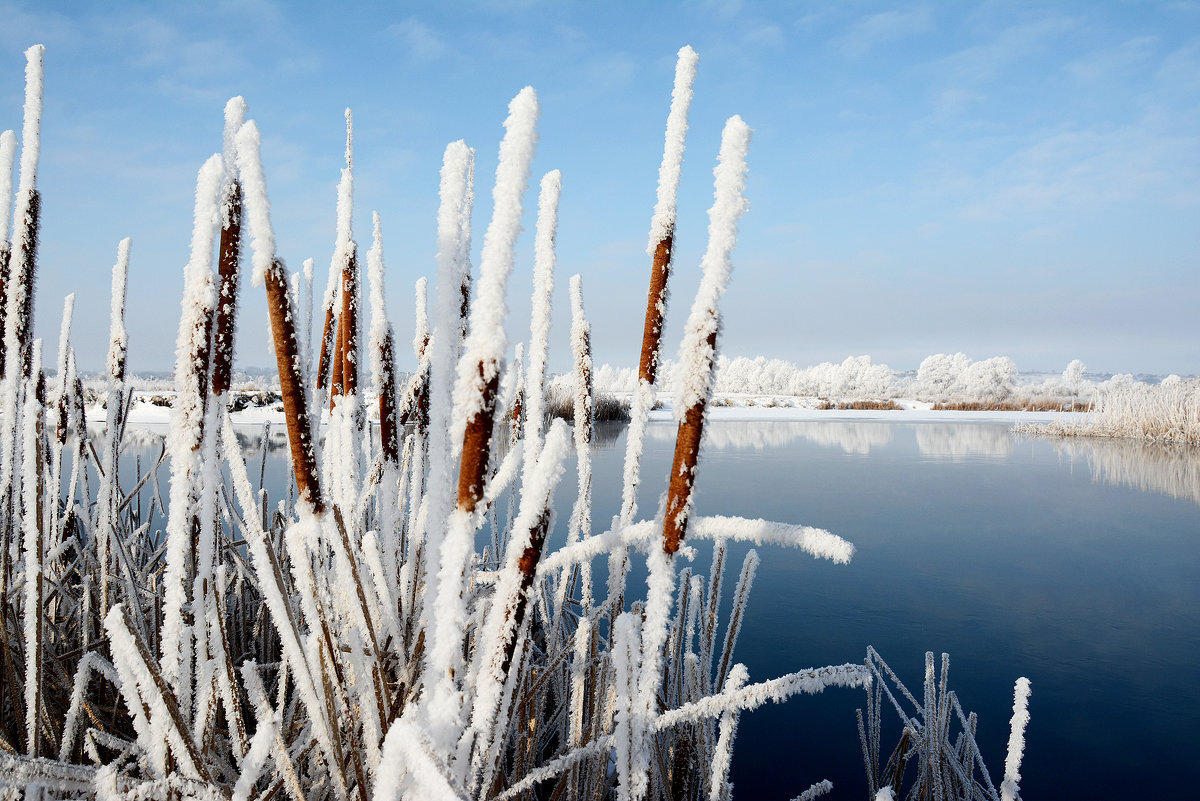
[647,421,893,454]
[914,424,1012,460]
[235,425,290,457]
[1049,437,1200,507]
[592,421,625,450]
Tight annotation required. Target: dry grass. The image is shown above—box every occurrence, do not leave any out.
[817,398,902,411]
[932,399,1090,412]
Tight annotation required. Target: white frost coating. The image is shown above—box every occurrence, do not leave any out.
[161,154,223,697]
[522,169,561,469]
[419,140,477,755]
[414,276,430,357]
[716,550,758,693]
[106,240,130,382]
[671,115,753,421]
[374,717,468,801]
[21,378,42,755]
[654,663,871,731]
[647,45,699,254]
[367,211,393,406]
[538,516,853,576]
[568,617,591,747]
[461,422,572,783]
[336,108,354,256]
[55,293,75,383]
[453,86,539,432]
[792,782,835,801]
[17,45,44,199]
[567,274,593,542]
[1000,677,1032,801]
[632,545,677,798]
[708,662,748,801]
[612,611,640,801]
[481,439,524,505]
[105,605,202,780]
[222,96,247,180]
[0,130,16,244]
[871,788,894,801]
[231,708,277,801]
[59,652,120,762]
[234,121,276,286]
[218,413,338,779]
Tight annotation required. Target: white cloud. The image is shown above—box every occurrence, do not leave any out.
[386,18,449,61]
[837,7,933,59]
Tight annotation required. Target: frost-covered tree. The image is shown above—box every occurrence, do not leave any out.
[917,352,970,397]
[1063,359,1086,397]
[955,356,1017,402]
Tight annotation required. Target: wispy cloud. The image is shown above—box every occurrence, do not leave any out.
[836,7,933,59]
[385,18,449,62]
[1065,35,1158,82]
[960,119,1197,219]
[930,14,1081,83]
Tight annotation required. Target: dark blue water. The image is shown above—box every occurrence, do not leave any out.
[586,419,1200,801]
[131,418,1200,799]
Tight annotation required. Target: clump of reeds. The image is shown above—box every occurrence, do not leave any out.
[1018,377,1200,444]
[818,398,903,411]
[934,399,1088,413]
[858,649,1030,801]
[0,43,1030,801]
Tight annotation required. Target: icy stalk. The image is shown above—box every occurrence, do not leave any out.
[664,115,752,553]
[367,212,400,464]
[1,46,46,574]
[522,169,562,472]
[619,44,699,528]
[160,154,223,705]
[93,239,131,616]
[237,120,323,512]
[0,129,16,377]
[211,96,246,398]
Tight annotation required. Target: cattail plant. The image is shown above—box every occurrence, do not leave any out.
[0,42,1031,801]
[0,128,17,378]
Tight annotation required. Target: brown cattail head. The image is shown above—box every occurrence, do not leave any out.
[264,257,323,514]
[378,327,399,464]
[339,247,360,398]
[575,325,594,446]
[662,326,716,554]
[500,509,551,677]
[458,271,471,344]
[638,231,674,386]
[316,296,337,391]
[210,180,242,397]
[457,359,500,513]
[0,241,9,377]
[15,189,41,379]
[329,310,345,407]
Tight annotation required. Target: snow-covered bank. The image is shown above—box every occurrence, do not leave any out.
[82,389,1087,434]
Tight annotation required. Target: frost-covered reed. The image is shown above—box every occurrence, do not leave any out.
[1021,376,1200,444]
[0,43,1029,801]
[858,649,1030,801]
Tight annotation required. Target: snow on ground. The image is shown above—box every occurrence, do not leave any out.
[89,390,1087,436]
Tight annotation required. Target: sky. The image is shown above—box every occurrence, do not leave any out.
[1,0,1197,378]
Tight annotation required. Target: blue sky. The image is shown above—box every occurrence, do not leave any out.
[1,0,1197,377]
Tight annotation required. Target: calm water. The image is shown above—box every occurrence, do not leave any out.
[136,418,1200,799]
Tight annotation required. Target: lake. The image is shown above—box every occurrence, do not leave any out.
[153,416,1200,799]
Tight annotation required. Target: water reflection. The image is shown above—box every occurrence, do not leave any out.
[914,424,1012,460]
[1046,436,1200,507]
[648,420,894,454]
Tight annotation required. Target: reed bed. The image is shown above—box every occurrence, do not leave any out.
[1018,378,1200,444]
[0,43,1029,801]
